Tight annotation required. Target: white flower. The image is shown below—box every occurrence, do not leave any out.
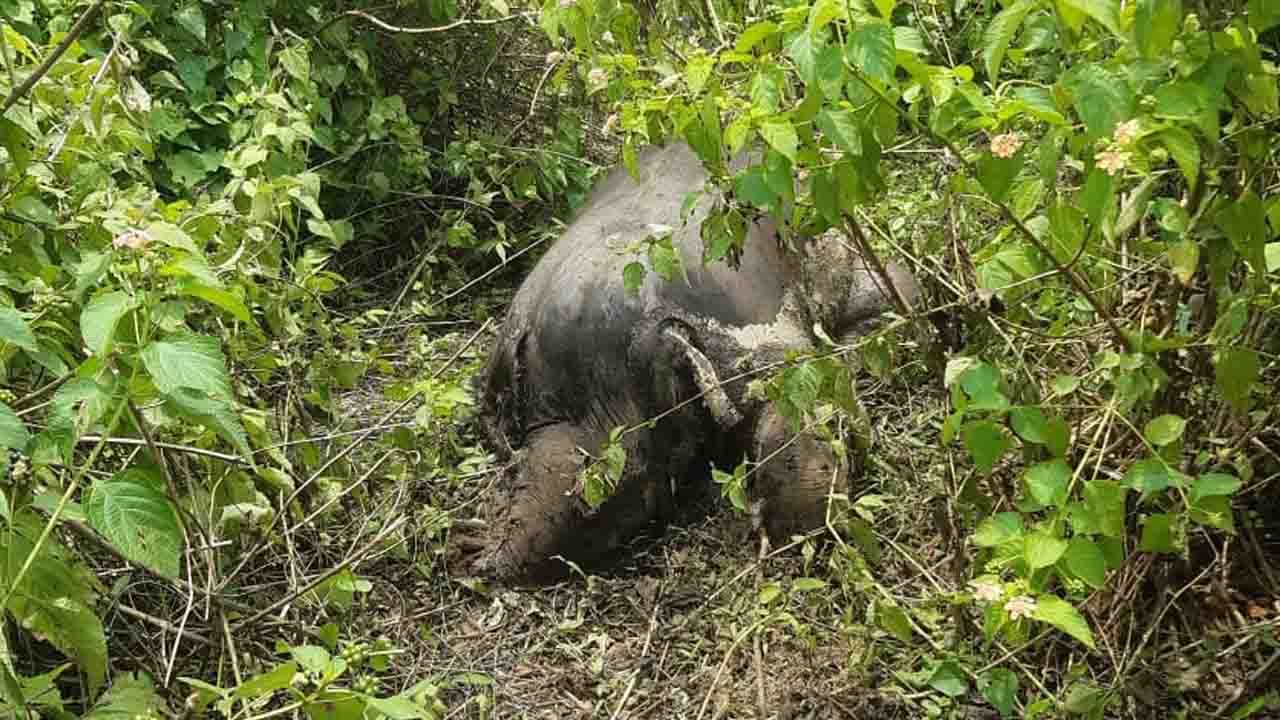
[587,68,608,88]
[990,132,1024,159]
[1005,595,1037,620]
[113,229,152,250]
[1096,148,1131,175]
[1113,119,1141,146]
[969,579,1003,603]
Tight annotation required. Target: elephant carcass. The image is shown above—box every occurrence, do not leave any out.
[468,142,918,581]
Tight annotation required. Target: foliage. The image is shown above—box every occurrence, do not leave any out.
[537,0,1280,714]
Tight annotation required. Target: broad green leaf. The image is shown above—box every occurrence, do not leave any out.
[982,0,1037,82]
[974,512,1024,547]
[86,469,184,578]
[233,662,298,700]
[280,44,310,83]
[1063,682,1110,715]
[1192,473,1242,500]
[1062,63,1132,137]
[982,668,1019,718]
[1052,375,1081,396]
[1025,460,1071,507]
[977,152,1021,203]
[1123,458,1170,493]
[145,221,200,253]
[50,378,114,439]
[1144,414,1186,446]
[928,661,968,697]
[963,421,1010,475]
[816,109,861,155]
[846,23,896,86]
[1009,406,1048,443]
[1249,0,1280,32]
[1190,494,1234,531]
[11,195,55,225]
[1059,0,1121,35]
[0,306,38,352]
[1215,346,1259,413]
[167,388,253,462]
[875,600,914,643]
[1063,537,1107,588]
[1083,479,1126,537]
[1218,191,1269,276]
[623,262,646,294]
[788,33,819,87]
[1080,167,1115,226]
[872,0,894,18]
[808,0,843,32]
[179,283,252,324]
[141,333,234,399]
[1139,512,1181,553]
[84,673,166,720]
[1024,532,1068,568]
[80,292,136,357]
[758,583,783,604]
[2,514,107,693]
[1168,239,1199,284]
[1136,0,1182,58]
[173,3,206,42]
[1032,594,1096,648]
[735,21,778,53]
[1158,127,1200,191]
[759,121,798,163]
[73,251,112,301]
[959,362,1009,411]
[0,401,29,450]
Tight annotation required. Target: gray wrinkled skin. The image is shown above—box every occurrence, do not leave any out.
[470,142,918,582]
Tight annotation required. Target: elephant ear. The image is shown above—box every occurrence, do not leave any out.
[662,325,744,428]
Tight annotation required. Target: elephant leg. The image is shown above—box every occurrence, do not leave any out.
[473,422,593,582]
[750,409,846,544]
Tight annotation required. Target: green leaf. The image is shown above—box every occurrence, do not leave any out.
[141,333,234,399]
[1063,682,1110,716]
[1080,167,1115,226]
[974,512,1023,547]
[982,0,1037,82]
[1059,0,1121,35]
[1192,473,1242,500]
[816,109,861,156]
[179,283,252,324]
[928,661,969,698]
[1168,239,1200,284]
[233,662,298,700]
[875,600,914,643]
[280,44,310,83]
[86,469,184,578]
[846,23,896,86]
[0,401,29,451]
[759,121,798,163]
[958,362,1009,411]
[80,292,136,357]
[164,388,253,462]
[788,32,819,86]
[1136,0,1182,58]
[1139,512,1181,553]
[1158,127,1200,191]
[2,514,108,693]
[11,195,55,225]
[1062,63,1133,137]
[1024,532,1068,569]
[1032,594,1096,649]
[982,668,1019,718]
[83,672,165,720]
[0,306,38,353]
[1025,460,1071,507]
[173,3,206,42]
[963,421,1010,475]
[1144,414,1186,446]
[1249,0,1280,32]
[735,21,778,52]
[1083,479,1127,537]
[1215,346,1259,413]
[1123,458,1170,493]
[1063,537,1107,588]
[1218,191,1269,276]
[977,152,1021,203]
[365,695,432,719]
[145,221,201,253]
[623,262,646,294]
[1053,375,1081,396]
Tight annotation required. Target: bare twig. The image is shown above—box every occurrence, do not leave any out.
[331,9,533,36]
[114,604,213,647]
[1,0,107,114]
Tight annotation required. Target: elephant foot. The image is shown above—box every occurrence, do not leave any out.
[751,409,847,545]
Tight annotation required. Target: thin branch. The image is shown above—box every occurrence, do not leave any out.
[326,9,534,37]
[1,0,107,115]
